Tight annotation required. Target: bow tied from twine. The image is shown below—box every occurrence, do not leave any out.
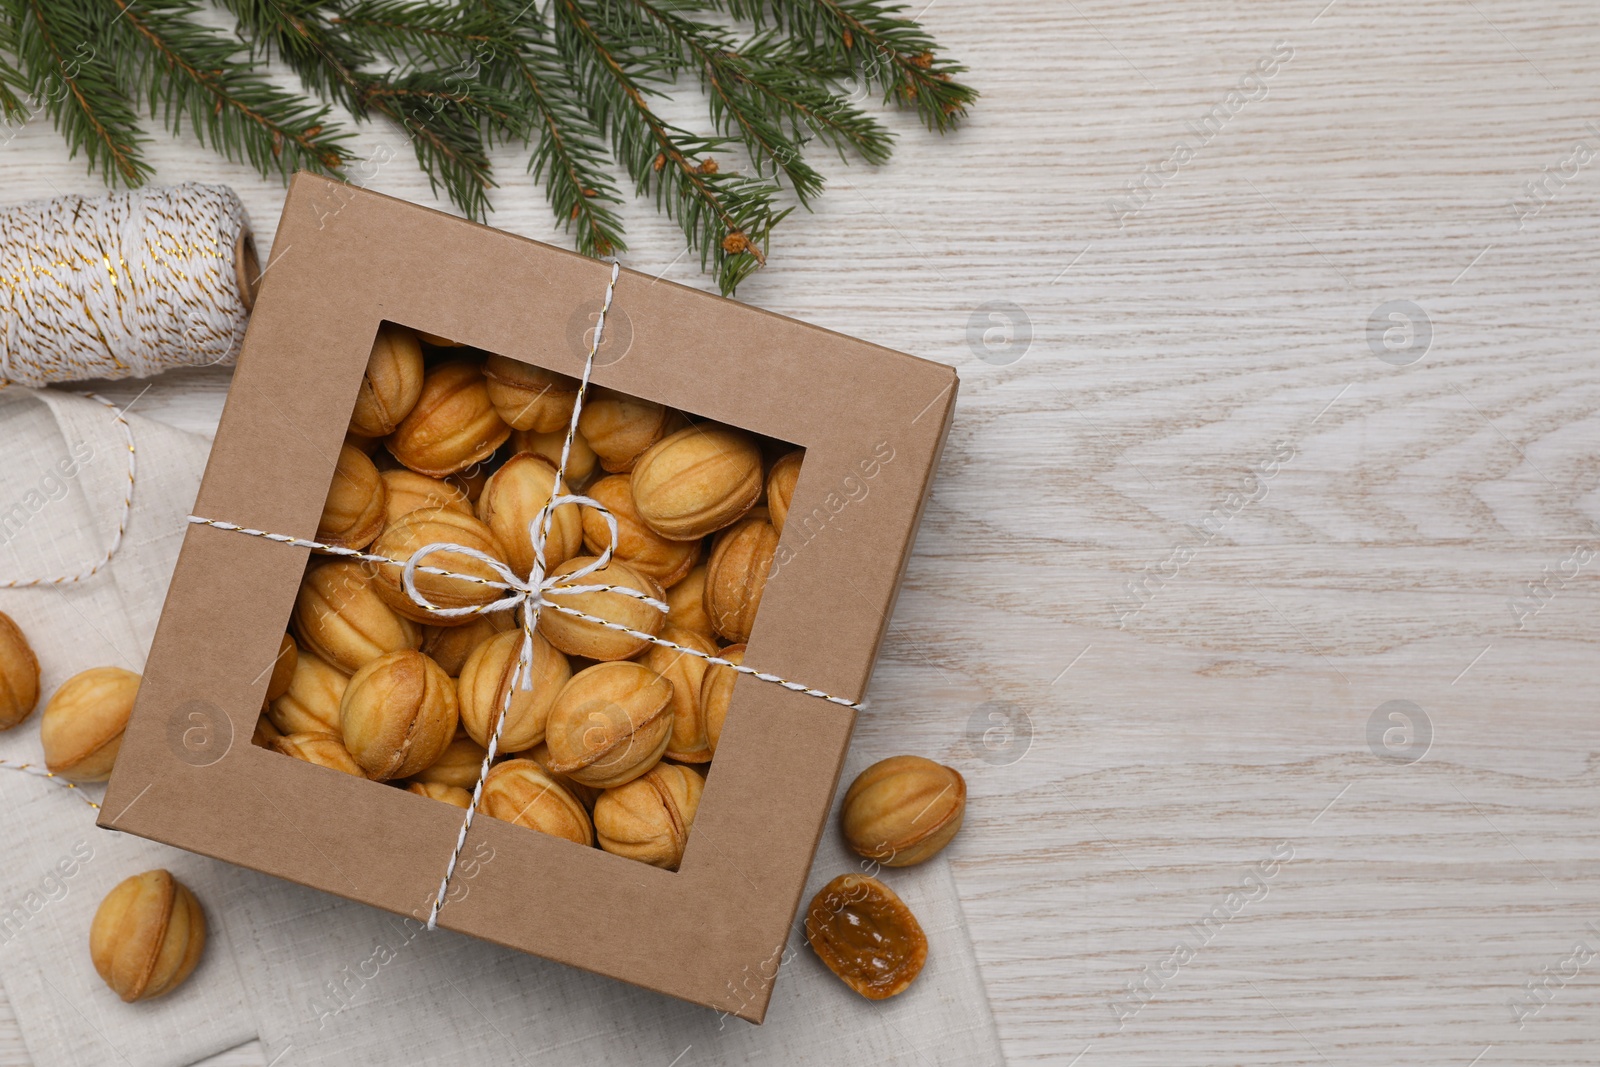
[187,261,860,932]
[396,493,666,695]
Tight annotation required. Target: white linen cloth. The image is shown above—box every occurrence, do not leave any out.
[0,385,253,1067]
[0,386,1002,1067]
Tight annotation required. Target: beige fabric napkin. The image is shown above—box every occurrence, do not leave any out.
[0,386,254,1067]
[0,386,1002,1067]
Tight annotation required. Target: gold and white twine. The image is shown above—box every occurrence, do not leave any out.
[187,260,861,929]
[0,758,101,811]
[0,389,138,588]
[0,184,252,387]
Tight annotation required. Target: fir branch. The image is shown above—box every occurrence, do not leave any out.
[719,0,976,131]
[361,69,513,218]
[105,0,351,178]
[719,34,892,167]
[331,0,502,69]
[554,0,784,293]
[213,0,371,114]
[589,1,891,198]
[215,0,501,218]
[6,0,149,184]
[480,0,626,257]
[3,0,969,293]
[812,0,978,131]
[0,51,28,120]
[613,0,827,201]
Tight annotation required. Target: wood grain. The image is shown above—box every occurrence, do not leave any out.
[6,0,1600,1062]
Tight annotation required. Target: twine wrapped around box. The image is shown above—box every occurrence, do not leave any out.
[186,261,861,928]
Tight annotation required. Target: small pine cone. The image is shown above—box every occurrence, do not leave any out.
[696,159,719,175]
[842,29,853,49]
[653,153,667,172]
[722,232,750,255]
[911,51,934,69]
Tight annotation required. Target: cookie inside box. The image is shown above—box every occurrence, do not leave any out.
[256,321,804,873]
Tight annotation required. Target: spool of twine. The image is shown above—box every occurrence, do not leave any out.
[0,183,259,387]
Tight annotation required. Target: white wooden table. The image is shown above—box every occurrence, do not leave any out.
[5,0,1600,1062]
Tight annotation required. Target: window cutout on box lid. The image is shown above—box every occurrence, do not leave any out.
[254,321,803,872]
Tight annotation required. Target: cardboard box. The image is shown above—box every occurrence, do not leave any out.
[101,174,958,1022]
